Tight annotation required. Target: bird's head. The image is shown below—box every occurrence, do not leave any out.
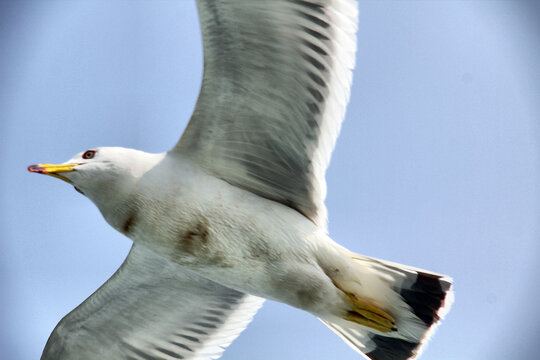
[28,147,161,209]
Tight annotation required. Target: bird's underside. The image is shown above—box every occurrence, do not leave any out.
[31,0,453,360]
[38,154,453,360]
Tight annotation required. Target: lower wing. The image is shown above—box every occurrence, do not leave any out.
[41,243,264,360]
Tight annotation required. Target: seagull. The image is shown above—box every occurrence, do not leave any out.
[28,1,453,359]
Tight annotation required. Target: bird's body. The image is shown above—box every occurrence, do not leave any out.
[66,148,371,316]
[102,150,340,310]
[29,1,453,359]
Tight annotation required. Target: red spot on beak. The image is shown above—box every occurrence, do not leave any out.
[28,165,47,174]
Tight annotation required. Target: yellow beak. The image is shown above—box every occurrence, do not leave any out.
[27,163,80,183]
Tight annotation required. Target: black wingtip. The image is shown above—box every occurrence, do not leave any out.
[366,335,418,360]
[399,272,450,327]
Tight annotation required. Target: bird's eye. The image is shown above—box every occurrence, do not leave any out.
[82,150,96,159]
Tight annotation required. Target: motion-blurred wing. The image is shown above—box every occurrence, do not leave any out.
[42,244,264,360]
[174,0,358,227]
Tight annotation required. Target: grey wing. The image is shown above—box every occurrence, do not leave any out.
[173,0,358,227]
[41,244,264,360]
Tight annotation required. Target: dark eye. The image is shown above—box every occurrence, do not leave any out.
[82,150,96,159]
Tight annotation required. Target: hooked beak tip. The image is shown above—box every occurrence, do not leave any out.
[27,163,78,183]
[28,164,45,173]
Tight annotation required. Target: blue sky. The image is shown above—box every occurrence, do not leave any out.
[1,1,539,359]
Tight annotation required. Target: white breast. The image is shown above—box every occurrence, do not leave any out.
[108,153,342,311]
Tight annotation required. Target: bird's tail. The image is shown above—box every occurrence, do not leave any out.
[320,254,453,360]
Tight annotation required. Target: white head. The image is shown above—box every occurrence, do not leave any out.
[28,147,163,211]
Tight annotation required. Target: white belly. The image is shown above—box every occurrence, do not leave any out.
[107,157,347,313]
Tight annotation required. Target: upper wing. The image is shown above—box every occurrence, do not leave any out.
[42,244,264,360]
[173,0,358,227]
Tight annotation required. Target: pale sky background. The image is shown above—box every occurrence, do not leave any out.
[1,1,539,359]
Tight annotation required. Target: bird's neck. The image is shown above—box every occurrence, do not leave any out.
[89,151,167,232]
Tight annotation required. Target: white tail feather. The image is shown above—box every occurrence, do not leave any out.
[321,255,453,360]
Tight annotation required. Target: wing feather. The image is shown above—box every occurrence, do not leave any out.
[174,0,358,227]
[41,244,264,360]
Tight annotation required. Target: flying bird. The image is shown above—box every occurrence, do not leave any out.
[28,1,453,359]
